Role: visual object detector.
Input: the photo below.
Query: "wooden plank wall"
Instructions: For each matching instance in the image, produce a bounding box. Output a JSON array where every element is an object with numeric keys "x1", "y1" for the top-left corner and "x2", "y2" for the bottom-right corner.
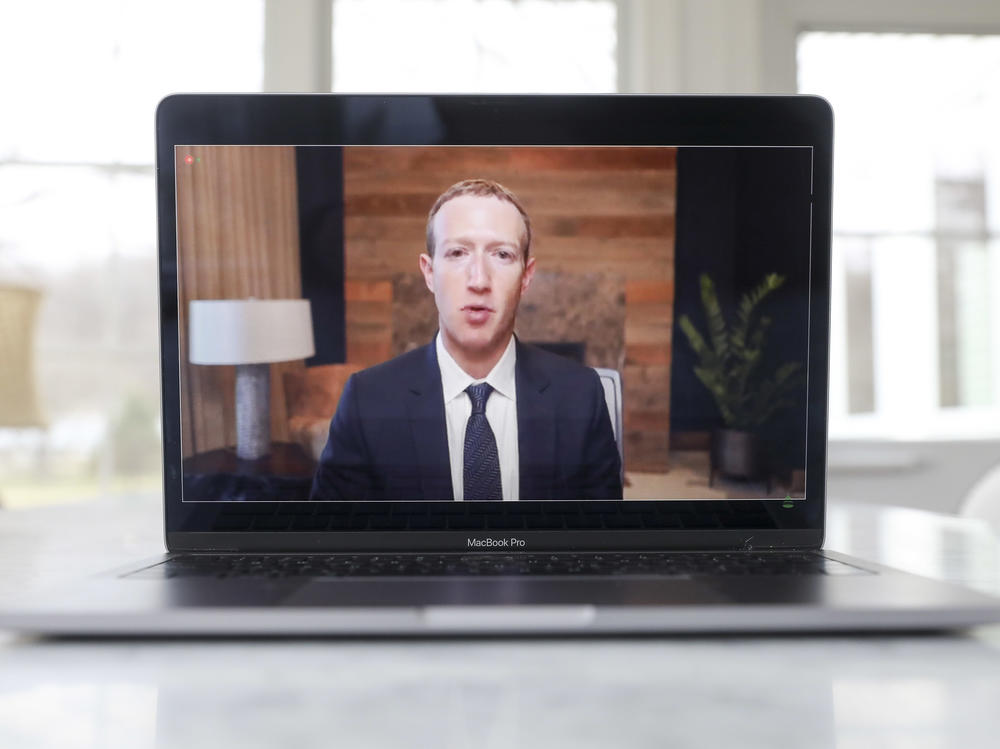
[
  {"x1": 175, "y1": 146, "x2": 303, "y2": 457},
  {"x1": 341, "y1": 147, "x2": 676, "y2": 472}
]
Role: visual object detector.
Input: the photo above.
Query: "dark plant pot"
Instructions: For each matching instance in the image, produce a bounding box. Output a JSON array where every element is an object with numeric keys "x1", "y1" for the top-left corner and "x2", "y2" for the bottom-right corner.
[{"x1": 712, "y1": 428, "x2": 764, "y2": 480}]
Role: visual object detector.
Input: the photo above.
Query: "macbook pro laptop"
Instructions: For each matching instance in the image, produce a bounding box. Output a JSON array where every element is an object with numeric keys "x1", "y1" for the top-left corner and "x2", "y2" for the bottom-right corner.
[{"x1": 3, "y1": 94, "x2": 999, "y2": 634}]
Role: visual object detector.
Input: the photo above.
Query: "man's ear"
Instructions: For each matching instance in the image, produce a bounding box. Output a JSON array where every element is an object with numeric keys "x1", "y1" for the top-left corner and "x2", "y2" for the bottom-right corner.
[
  {"x1": 419, "y1": 253, "x2": 435, "y2": 294},
  {"x1": 521, "y1": 256, "x2": 537, "y2": 294}
]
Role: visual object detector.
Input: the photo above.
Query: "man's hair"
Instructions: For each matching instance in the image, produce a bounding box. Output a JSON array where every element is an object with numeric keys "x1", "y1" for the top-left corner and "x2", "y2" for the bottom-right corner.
[{"x1": 425, "y1": 179, "x2": 532, "y2": 260}]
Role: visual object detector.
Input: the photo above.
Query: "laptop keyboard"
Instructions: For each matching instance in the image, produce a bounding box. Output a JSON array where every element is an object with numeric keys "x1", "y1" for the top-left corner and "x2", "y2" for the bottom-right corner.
[{"x1": 136, "y1": 551, "x2": 871, "y2": 579}]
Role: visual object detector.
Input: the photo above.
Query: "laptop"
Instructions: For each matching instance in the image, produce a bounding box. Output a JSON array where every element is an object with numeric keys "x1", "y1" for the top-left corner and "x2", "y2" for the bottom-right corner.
[{"x1": 3, "y1": 93, "x2": 999, "y2": 634}]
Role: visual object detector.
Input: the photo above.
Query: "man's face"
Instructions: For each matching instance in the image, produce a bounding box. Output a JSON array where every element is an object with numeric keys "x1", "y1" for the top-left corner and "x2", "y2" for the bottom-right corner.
[{"x1": 420, "y1": 194, "x2": 535, "y2": 365}]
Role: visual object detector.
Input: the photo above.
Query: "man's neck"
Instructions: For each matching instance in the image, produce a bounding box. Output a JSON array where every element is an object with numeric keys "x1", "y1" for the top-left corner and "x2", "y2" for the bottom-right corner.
[{"x1": 441, "y1": 333, "x2": 513, "y2": 380}]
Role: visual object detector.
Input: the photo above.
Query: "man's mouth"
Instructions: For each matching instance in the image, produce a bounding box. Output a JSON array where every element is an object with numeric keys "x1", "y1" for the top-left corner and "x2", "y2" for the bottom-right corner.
[{"x1": 462, "y1": 304, "x2": 494, "y2": 324}]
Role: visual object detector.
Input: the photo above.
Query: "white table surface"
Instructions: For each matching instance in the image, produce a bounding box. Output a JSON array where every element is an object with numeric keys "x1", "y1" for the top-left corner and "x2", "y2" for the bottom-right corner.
[{"x1": 1, "y1": 495, "x2": 1000, "y2": 749}]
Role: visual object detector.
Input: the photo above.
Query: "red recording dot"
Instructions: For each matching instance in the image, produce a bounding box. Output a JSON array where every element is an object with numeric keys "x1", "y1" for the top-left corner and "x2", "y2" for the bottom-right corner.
[{"x1": 184, "y1": 155, "x2": 194, "y2": 165}]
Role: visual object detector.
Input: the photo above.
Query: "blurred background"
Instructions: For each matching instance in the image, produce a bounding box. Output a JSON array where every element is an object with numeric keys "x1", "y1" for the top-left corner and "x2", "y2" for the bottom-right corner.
[{"x1": 1, "y1": 0, "x2": 999, "y2": 514}]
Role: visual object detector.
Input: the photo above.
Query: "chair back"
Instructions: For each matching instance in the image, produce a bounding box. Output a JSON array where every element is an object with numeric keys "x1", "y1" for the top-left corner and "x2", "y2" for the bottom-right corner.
[
  {"x1": 960, "y1": 464, "x2": 1000, "y2": 537},
  {"x1": 593, "y1": 367, "x2": 624, "y2": 484}
]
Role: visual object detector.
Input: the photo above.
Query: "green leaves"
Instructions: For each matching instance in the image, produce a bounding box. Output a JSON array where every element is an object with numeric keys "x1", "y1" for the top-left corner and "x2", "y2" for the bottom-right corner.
[
  {"x1": 677, "y1": 273, "x2": 803, "y2": 430},
  {"x1": 701, "y1": 275, "x2": 728, "y2": 359}
]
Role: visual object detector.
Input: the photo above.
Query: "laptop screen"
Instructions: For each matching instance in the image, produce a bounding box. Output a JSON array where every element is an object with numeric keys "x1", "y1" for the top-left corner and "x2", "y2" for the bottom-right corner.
[
  {"x1": 156, "y1": 94, "x2": 831, "y2": 546},
  {"x1": 172, "y1": 143, "x2": 811, "y2": 504}
]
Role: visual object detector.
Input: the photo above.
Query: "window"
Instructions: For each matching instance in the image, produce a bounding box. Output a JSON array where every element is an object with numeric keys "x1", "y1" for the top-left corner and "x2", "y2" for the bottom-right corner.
[
  {"x1": 0, "y1": 0, "x2": 264, "y2": 507},
  {"x1": 332, "y1": 0, "x2": 618, "y2": 93},
  {"x1": 798, "y1": 32, "x2": 1000, "y2": 439}
]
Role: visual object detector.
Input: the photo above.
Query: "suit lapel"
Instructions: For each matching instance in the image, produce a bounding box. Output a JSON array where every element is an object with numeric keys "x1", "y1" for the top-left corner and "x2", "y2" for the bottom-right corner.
[
  {"x1": 515, "y1": 340, "x2": 556, "y2": 500},
  {"x1": 406, "y1": 342, "x2": 454, "y2": 500}
]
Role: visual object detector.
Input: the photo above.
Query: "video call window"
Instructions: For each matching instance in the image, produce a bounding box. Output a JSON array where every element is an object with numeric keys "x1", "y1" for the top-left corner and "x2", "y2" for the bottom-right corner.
[{"x1": 174, "y1": 145, "x2": 811, "y2": 502}]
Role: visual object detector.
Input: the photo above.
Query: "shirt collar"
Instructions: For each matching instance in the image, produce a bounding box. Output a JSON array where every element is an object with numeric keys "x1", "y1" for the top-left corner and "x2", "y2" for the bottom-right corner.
[{"x1": 436, "y1": 333, "x2": 517, "y2": 404}]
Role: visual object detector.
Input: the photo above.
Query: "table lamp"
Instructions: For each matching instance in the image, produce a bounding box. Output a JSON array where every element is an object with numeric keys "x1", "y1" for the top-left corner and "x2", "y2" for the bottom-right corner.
[{"x1": 189, "y1": 299, "x2": 315, "y2": 460}]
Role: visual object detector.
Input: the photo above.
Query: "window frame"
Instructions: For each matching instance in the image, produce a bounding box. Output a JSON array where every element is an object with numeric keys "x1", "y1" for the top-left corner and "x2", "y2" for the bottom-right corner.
[
  {"x1": 265, "y1": 0, "x2": 626, "y2": 93},
  {"x1": 766, "y1": 1, "x2": 1000, "y2": 440}
]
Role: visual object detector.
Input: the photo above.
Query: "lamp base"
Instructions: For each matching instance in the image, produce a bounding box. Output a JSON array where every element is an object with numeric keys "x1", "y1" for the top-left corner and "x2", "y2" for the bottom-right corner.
[{"x1": 235, "y1": 363, "x2": 270, "y2": 460}]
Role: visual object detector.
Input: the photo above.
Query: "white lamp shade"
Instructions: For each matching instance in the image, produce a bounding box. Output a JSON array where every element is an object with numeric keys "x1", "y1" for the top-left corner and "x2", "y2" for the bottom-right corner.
[{"x1": 188, "y1": 299, "x2": 315, "y2": 365}]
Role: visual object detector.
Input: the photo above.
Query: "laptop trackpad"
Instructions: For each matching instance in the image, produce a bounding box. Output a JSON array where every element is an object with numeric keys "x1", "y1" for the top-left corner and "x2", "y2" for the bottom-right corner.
[{"x1": 284, "y1": 577, "x2": 726, "y2": 607}]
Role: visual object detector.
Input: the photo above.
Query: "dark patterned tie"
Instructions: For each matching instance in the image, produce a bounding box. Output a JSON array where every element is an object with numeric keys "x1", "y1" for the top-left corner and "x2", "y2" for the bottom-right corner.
[{"x1": 463, "y1": 383, "x2": 502, "y2": 501}]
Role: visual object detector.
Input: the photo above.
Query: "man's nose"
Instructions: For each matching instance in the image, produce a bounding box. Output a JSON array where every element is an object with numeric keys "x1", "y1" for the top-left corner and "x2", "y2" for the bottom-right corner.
[{"x1": 466, "y1": 252, "x2": 491, "y2": 290}]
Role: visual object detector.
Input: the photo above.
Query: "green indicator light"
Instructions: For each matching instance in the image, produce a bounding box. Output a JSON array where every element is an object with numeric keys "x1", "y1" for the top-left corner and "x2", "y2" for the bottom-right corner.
[{"x1": 782, "y1": 499, "x2": 794, "y2": 509}]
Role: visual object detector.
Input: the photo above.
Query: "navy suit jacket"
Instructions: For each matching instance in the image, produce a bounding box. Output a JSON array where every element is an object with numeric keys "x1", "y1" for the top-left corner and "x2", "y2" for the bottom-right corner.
[{"x1": 310, "y1": 339, "x2": 623, "y2": 501}]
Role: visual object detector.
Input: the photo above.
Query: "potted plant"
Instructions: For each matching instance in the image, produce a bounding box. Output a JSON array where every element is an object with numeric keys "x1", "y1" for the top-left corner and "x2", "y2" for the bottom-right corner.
[{"x1": 677, "y1": 273, "x2": 803, "y2": 481}]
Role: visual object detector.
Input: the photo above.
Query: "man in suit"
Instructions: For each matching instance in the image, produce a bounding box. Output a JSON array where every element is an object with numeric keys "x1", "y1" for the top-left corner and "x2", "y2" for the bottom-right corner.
[{"x1": 310, "y1": 179, "x2": 622, "y2": 501}]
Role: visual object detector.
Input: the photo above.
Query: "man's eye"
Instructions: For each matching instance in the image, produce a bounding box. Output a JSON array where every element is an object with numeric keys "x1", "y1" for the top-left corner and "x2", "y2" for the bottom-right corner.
[
  {"x1": 445, "y1": 248, "x2": 466, "y2": 258},
  {"x1": 495, "y1": 249, "x2": 514, "y2": 261}
]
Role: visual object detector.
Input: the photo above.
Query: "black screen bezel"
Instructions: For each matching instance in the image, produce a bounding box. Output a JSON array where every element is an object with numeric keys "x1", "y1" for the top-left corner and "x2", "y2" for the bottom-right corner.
[{"x1": 156, "y1": 94, "x2": 831, "y2": 552}]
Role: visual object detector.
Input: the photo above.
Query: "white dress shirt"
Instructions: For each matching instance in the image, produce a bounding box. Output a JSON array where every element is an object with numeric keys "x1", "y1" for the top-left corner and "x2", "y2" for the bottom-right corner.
[{"x1": 436, "y1": 333, "x2": 519, "y2": 501}]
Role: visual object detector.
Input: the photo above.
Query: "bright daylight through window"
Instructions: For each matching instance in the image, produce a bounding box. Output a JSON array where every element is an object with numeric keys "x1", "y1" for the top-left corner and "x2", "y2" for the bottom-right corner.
[
  {"x1": 332, "y1": 0, "x2": 617, "y2": 93},
  {"x1": 798, "y1": 32, "x2": 1000, "y2": 439},
  {"x1": 0, "y1": 0, "x2": 263, "y2": 507}
]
